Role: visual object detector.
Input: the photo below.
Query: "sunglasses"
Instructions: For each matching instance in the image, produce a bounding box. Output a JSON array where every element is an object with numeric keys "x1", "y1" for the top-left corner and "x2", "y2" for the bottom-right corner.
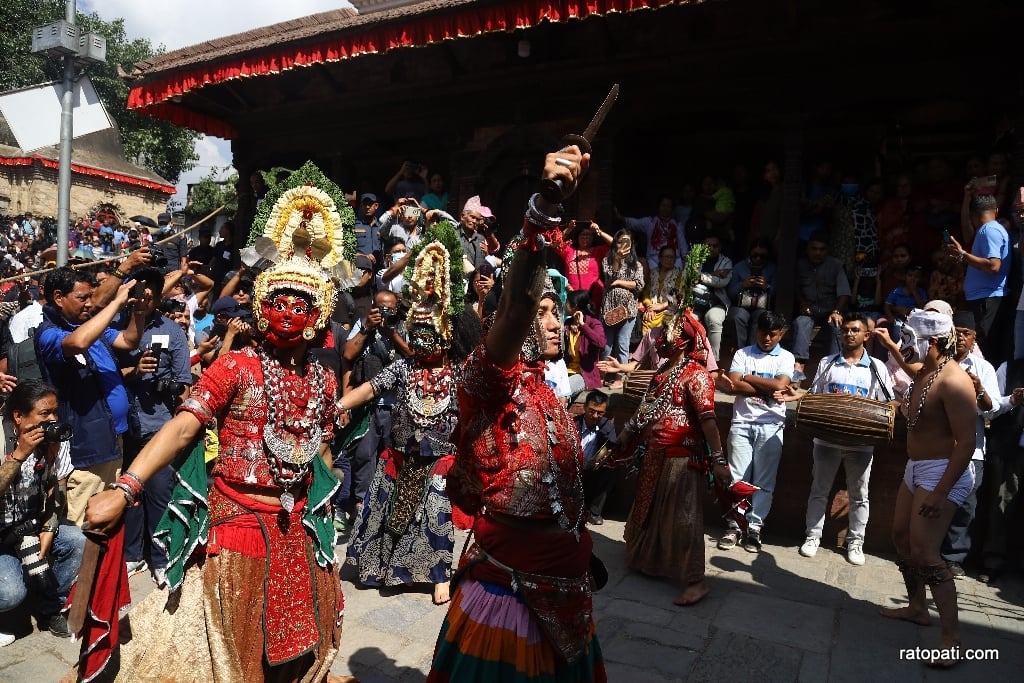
[{"x1": 750, "y1": 252, "x2": 768, "y2": 259}]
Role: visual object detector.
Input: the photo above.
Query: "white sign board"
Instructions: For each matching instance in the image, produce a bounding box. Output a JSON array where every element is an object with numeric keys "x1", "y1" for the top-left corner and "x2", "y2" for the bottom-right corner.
[{"x1": 0, "y1": 76, "x2": 112, "y2": 152}]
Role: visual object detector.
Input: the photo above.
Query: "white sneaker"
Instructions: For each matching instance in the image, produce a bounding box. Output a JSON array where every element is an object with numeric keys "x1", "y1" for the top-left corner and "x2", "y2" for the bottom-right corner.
[
  {"x1": 799, "y1": 536, "x2": 820, "y2": 557},
  {"x1": 152, "y1": 567, "x2": 168, "y2": 589},
  {"x1": 126, "y1": 559, "x2": 148, "y2": 577},
  {"x1": 0, "y1": 632, "x2": 15, "y2": 647},
  {"x1": 847, "y1": 541, "x2": 865, "y2": 566}
]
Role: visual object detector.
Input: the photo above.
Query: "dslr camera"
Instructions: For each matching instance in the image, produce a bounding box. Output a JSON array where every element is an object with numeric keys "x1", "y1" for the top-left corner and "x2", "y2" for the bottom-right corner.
[
  {"x1": 156, "y1": 379, "x2": 189, "y2": 398},
  {"x1": 378, "y1": 306, "x2": 402, "y2": 327},
  {"x1": 39, "y1": 421, "x2": 73, "y2": 443}
]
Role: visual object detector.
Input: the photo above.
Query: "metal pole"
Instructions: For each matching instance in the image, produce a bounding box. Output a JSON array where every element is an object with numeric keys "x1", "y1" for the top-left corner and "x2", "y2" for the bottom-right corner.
[{"x1": 55, "y1": 0, "x2": 76, "y2": 266}]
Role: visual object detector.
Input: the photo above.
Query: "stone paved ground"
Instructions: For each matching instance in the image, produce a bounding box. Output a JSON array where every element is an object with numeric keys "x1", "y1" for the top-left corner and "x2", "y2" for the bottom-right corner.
[{"x1": 2, "y1": 520, "x2": 1021, "y2": 682}]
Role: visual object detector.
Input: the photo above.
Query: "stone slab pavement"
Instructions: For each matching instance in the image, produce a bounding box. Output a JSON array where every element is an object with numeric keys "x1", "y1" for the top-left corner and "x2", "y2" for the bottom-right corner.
[{"x1": 2, "y1": 521, "x2": 1021, "y2": 682}]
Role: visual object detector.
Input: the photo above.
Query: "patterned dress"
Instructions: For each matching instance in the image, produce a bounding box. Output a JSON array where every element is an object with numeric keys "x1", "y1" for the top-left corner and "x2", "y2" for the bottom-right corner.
[
  {"x1": 624, "y1": 356, "x2": 716, "y2": 585},
  {"x1": 428, "y1": 345, "x2": 606, "y2": 683},
  {"x1": 108, "y1": 347, "x2": 343, "y2": 683},
  {"x1": 346, "y1": 358, "x2": 459, "y2": 587}
]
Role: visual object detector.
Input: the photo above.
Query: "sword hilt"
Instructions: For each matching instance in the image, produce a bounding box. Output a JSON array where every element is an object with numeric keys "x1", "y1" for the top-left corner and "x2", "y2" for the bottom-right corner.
[{"x1": 538, "y1": 134, "x2": 593, "y2": 203}]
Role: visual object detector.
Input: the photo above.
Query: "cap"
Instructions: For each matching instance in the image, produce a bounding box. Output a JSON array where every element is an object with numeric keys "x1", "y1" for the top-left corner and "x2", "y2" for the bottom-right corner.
[
  {"x1": 211, "y1": 296, "x2": 243, "y2": 318},
  {"x1": 462, "y1": 195, "x2": 493, "y2": 218},
  {"x1": 359, "y1": 192, "x2": 379, "y2": 204},
  {"x1": 355, "y1": 254, "x2": 376, "y2": 272},
  {"x1": 951, "y1": 311, "x2": 976, "y2": 331},
  {"x1": 923, "y1": 299, "x2": 953, "y2": 316}
]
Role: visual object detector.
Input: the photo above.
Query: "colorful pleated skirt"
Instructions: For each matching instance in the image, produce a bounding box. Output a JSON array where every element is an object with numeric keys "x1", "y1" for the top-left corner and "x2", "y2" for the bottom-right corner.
[{"x1": 426, "y1": 577, "x2": 606, "y2": 683}]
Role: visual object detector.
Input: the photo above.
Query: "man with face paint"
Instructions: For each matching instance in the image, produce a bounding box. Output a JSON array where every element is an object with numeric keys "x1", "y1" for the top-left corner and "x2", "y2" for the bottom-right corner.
[
  {"x1": 340, "y1": 242, "x2": 462, "y2": 606},
  {"x1": 429, "y1": 147, "x2": 607, "y2": 681},
  {"x1": 879, "y1": 309, "x2": 977, "y2": 668},
  {"x1": 83, "y1": 179, "x2": 352, "y2": 682}
]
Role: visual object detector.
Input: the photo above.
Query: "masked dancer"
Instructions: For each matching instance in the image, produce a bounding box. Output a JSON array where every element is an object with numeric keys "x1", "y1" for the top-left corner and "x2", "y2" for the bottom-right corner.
[
  {"x1": 82, "y1": 167, "x2": 355, "y2": 683},
  {"x1": 342, "y1": 234, "x2": 464, "y2": 606},
  {"x1": 618, "y1": 304, "x2": 730, "y2": 607},
  {"x1": 427, "y1": 146, "x2": 606, "y2": 682}
]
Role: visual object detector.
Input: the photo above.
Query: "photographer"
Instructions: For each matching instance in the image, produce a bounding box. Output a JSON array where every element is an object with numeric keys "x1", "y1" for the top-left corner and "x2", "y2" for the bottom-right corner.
[
  {"x1": 385, "y1": 160, "x2": 428, "y2": 201},
  {"x1": 0, "y1": 380, "x2": 84, "y2": 644},
  {"x1": 340, "y1": 290, "x2": 410, "y2": 531},
  {"x1": 118, "y1": 269, "x2": 193, "y2": 587}
]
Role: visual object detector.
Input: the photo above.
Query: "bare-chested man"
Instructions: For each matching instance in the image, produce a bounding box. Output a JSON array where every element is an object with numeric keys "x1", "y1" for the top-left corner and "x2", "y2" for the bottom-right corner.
[{"x1": 880, "y1": 309, "x2": 977, "y2": 668}]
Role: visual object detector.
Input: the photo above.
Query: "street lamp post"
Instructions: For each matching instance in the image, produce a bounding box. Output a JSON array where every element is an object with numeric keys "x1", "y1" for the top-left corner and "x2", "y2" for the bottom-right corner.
[{"x1": 30, "y1": 0, "x2": 106, "y2": 266}]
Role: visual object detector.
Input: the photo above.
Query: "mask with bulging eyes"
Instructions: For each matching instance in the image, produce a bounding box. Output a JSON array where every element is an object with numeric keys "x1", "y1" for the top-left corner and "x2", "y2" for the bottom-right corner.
[{"x1": 899, "y1": 324, "x2": 930, "y2": 364}]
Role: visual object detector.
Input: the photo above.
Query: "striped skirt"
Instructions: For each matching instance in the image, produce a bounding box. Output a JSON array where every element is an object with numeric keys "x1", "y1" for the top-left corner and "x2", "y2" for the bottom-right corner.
[{"x1": 426, "y1": 577, "x2": 606, "y2": 683}]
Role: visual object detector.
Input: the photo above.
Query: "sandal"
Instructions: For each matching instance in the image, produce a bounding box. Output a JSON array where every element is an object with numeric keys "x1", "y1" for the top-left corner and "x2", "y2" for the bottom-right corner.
[{"x1": 717, "y1": 530, "x2": 739, "y2": 550}]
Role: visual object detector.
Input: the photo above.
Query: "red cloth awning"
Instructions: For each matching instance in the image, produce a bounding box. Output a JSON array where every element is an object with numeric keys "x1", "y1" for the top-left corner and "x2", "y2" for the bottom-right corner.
[
  {"x1": 127, "y1": 0, "x2": 677, "y2": 138},
  {"x1": 0, "y1": 155, "x2": 176, "y2": 194}
]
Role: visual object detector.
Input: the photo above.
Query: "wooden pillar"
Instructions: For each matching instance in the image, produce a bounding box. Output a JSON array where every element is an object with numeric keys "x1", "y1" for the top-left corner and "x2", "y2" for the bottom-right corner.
[{"x1": 774, "y1": 126, "x2": 803, "y2": 321}]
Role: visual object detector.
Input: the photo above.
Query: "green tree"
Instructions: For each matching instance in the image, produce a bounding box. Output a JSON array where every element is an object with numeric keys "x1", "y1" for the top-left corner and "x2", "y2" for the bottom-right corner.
[
  {"x1": 0, "y1": 2, "x2": 199, "y2": 184},
  {"x1": 186, "y1": 167, "x2": 238, "y2": 218}
]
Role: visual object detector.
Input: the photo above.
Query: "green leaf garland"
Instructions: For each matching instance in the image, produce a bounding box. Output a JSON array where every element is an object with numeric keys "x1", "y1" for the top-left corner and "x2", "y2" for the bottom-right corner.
[
  {"x1": 402, "y1": 220, "x2": 466, "y2": 319},
  {"x1": 249, "y1": 161, "x2": 356, "y2": 264}
]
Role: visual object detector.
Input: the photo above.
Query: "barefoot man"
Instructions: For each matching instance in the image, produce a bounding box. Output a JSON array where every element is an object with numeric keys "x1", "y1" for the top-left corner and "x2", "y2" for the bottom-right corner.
[{"x1": 880, "y1": 309, "x2": 977, "y2": 668}]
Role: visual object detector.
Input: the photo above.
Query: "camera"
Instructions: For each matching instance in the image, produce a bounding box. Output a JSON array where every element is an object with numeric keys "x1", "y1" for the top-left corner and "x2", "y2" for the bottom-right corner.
[
  {"x1": 151, "y1": 254, "x2": 168, "y2": 268},
  {"x1": 156, "y1": 379, "x2": 188, "y2": 397},
  {"x1": 378, "y1": 306, "x2": 402, "y2": 327},
  {"x1": 39, "y1": 421, "x2": 73, "y2": 443}
]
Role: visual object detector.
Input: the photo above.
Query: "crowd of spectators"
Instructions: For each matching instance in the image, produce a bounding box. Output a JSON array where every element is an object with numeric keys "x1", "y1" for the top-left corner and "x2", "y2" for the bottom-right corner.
[{"x1": 1, "y1": 145, "x2": 1022, "y2": 650}]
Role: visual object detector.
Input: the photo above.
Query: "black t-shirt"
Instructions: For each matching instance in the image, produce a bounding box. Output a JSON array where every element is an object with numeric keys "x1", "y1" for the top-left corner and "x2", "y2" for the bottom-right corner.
[{"x1": 149, "y1": 234, "x2": 188, "y2": 274}]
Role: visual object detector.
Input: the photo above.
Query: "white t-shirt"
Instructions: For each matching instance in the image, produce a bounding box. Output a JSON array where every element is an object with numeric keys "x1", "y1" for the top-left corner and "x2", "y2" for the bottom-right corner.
[
  {"x1": 810, "y1": 349, "x2": 895, "y2": 451},
  {"x1": 730, "y1": 344, "x2": 795, "y2": 423}
]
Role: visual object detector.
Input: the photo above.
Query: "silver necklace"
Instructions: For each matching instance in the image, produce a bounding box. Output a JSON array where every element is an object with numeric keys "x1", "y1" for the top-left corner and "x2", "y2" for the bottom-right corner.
[
  {"x1": 903, "y1": 356, "x2": 951, "y2": 432},
  {"x1": 259, "y1": 348, "x2": 326, "y2": 510},
  {"x1": 633, "y1": 358, "x2": 689, "y2": 429}
]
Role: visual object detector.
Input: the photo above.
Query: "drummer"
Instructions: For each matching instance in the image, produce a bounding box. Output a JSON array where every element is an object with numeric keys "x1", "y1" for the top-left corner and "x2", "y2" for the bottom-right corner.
[{"x1": 775, "y1": 312, "x2": 895, "y2": 566}]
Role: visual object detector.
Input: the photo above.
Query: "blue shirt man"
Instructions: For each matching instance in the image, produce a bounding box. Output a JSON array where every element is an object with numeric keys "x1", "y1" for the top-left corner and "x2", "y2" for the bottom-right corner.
[{"x1": 35, "y1": 267, "x2": 145, "y2": 524}]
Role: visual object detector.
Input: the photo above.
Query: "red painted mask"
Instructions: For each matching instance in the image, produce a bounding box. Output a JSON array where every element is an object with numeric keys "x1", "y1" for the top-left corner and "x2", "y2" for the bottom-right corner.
[{"x1": 260, "y1": 293, "x2": 319, "y2": 347}]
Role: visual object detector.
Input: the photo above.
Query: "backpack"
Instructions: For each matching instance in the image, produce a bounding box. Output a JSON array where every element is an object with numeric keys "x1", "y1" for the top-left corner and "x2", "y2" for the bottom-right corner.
[{"x1": 7, "y1": 327, "x2": 42, "y2": 381}]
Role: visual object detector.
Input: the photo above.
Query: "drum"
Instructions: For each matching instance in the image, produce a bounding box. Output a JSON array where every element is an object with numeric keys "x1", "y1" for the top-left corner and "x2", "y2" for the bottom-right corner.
[
  {"x1": 622, "y1": 370, "x2": 655, "y2": 412},
  {"x1": 794, "y1": 393, "x2": 895, "y2": 447}
]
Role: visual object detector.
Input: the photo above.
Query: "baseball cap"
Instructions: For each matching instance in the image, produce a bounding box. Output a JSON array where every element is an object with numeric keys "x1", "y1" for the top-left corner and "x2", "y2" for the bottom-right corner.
[
  {"x1": 211, "y1": 296, "x2": 243, "y2": 318},
  {"x1": 360, "y1": 193, "x2": 379, "y2": 204}
]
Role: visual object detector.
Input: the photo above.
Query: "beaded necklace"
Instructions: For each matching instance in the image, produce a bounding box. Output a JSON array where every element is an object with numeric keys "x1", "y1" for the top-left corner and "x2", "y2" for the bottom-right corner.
[
  {"x1": 903, "y1": 355, "x2": 951, "y2": 432},
  {"x1": 633, "y1": 357, "x2": 690, "y2": 430},
  {"x1": 406, "y1": 364, "x2": 454, "y2": 422},
  {"x1": 259, "y1": 347, "x2": 326, "y2": 510}
]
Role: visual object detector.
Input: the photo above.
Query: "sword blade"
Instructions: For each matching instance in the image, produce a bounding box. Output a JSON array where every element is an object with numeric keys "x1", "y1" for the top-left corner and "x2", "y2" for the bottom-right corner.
[
  {"x1": 580, "y1": 84, "x2": 620, "y2": 143},
  {"x1": 66, "y1": 535, "x2": 104, "y2": 635}
]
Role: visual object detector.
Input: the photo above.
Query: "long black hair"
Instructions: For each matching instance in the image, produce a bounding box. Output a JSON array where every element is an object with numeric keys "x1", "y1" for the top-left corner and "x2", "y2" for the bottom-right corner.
[{"x1": 609, "y1": 229, "x2": 639, "y2": 272}]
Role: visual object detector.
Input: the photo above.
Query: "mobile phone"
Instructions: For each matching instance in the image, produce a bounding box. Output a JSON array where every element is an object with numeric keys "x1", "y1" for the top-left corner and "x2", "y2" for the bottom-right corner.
[
  {"x1": 942, "y1": 229, "x2": 951, "y2": 244},
  {"x1": 150, "y1": 334, "x2": 169, "y2": 354},
  {"x1": 150, "y1": 342, "x2": 163, "y2": 355},
  {"x1": 131, "y1": 281, "x2": 147, "y2": 300}
]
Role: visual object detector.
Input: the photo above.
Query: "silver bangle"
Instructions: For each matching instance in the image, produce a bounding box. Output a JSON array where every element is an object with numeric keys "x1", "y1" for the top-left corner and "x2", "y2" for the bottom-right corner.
[{"x1": 525, "y1": 193, "x2": 563, "y2": 228}]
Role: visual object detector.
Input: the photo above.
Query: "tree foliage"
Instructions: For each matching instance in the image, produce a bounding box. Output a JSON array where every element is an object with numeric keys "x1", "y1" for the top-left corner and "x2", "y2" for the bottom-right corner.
[
  {"x1": 0, "y1": 1, "x2": 199, "y2": 184},
  {"x1": 186, "y1": 167, "x2": 238, "y2": 218}
]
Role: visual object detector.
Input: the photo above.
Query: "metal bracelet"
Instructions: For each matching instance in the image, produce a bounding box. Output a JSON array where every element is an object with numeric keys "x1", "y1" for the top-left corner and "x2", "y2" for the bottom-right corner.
[
  {"x1": 525, "y1": 193, "x2": 563, "y2": 228},
  {"x1": 106, "y1": 481, "x2": 137, "y2": 506}
]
